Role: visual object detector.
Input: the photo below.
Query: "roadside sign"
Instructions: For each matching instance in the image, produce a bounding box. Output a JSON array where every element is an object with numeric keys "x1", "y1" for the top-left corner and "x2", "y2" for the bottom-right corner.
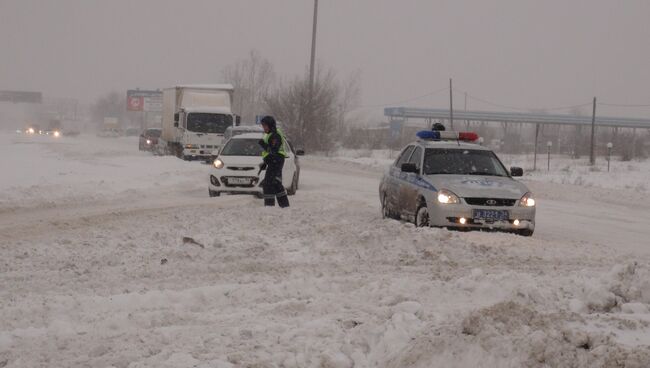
[
  {"x1": 389, "y1": 120, "x2": 403, "y2": 142},
  {"x1": 127, "y1": 90, "x2": 162, "y2": 112},
  {"x1": 0, "y1": 90, "x2": 42, "y2": 104}
]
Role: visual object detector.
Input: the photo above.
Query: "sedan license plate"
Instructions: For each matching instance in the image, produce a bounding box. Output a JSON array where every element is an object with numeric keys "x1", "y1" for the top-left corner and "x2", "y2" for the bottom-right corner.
[
  {"x1": 473, "y1": 209, "x2": 509, "y2": 221},
  {"x1": 228, "y1": 177, "x2": 252, "y2": 185}
]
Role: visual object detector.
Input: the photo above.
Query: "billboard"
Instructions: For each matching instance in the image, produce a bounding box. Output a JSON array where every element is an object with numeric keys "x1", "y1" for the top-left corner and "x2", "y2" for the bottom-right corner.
[
  {"x1": 127, "y1": 89, "x2": 162, "y2": 112},
  {"x1": 0, "y1": 90, "x2": 42, "y2": 104}
]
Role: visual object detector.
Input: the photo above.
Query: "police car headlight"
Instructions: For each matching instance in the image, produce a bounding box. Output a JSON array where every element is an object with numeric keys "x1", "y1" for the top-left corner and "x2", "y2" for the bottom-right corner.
[
  {"x1": 146, "y1": 139, "x2": 151, "y2": 145},
  {"x1": 437, "y1": 189, "x2": 460, "y2": 204},
  {"x1": 213, "y1": 158, "x2": 224, "y2": 169},
  {"x1": 519, "y1": 192, "x2": 536, "y2": 207}
]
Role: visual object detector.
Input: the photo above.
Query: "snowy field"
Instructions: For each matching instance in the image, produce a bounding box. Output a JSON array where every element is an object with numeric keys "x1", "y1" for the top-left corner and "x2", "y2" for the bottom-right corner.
[{"x1": 1, "y1": 132, "x2": 650, "y2": 367}]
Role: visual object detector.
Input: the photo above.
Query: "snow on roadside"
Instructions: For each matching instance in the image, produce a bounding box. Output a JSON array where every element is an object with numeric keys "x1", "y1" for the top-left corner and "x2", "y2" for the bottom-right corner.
[
  {"x1": 0, "y1": 133, "x2": 209, "y2": 210},
  {"x1": 499, "y1": 153, "x2": 649, "y2": 193},
  {"x1": 1, "y1": 134, "x2": 650, "y2": 367}
]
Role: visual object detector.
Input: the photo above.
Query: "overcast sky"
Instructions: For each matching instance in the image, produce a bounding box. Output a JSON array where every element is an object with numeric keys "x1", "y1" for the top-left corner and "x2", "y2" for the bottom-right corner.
[{"x1": 2, "y1": 0, "x2": 650, "y2": 119}]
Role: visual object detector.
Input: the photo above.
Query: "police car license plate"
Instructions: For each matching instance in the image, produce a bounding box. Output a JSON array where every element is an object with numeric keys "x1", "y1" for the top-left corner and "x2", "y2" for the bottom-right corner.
[
  {"x1": 473, "y1": 209, "x2": 509, "y2": 221},
  {"x1": 228, "y1": 177, "x2": 252, "y2": 185}
]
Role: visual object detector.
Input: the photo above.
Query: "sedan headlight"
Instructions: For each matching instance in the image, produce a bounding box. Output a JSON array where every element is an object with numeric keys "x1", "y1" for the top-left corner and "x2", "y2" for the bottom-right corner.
[
  {"x1": 213, "y1": 158, "x2": 224, "y2": 169},
  {"x1": 53, "y1": 131, "x2": 61, "y2": 137},
  {"x1": 437, "y1": 189, "x2": 460, "y2": 204},
  {"x1": 519, "y1": 192, "x2": 536, "y2": 207},
  {"x1": 146, "y1": 139, "x2": 151, "y2": 145}
]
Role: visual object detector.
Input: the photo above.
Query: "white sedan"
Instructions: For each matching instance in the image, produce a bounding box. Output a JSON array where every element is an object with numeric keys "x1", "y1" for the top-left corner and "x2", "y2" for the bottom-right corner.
[{"x1": 208, "y1": 133, "x2": 303, "y2": 197}]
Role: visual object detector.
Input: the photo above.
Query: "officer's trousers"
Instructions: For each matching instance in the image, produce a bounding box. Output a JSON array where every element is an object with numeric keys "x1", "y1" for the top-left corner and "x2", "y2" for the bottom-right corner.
[{"x1": 262, "y1": 159, "x2": 289, "y2": 208}]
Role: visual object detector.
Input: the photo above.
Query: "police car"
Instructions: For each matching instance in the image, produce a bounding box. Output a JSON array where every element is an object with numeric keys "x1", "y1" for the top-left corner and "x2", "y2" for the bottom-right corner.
[
  {"x1": 379, "y1": 130, "x2": 536, "y2": 236},
  {"x1": 208, "y1": 132, "x2": 303, "y2": 197}
]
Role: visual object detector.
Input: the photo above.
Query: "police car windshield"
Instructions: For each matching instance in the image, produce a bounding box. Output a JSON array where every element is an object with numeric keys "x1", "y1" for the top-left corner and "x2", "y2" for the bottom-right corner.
[
  {"x1": 423, "y1": 148, "x2": 508, "y2": 176},
  {"x1": 220, "y1": 138, "x2": 263, "y2": 156},
  {"x1": 186, "y1": 113, "x2": 232, "y2": 134}
]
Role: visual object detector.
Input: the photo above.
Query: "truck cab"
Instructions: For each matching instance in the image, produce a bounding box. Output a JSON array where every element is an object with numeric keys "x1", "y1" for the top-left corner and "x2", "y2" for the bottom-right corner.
[
  {"x1": 162, "y1": 84, "x2": 239, "y2": 160},
  {"x1": 175, "y1": 107, "x2": 234, "y2": 159}
]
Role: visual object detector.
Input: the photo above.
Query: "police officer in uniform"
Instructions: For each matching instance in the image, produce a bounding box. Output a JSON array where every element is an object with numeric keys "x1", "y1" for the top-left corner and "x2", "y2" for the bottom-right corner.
[{"x1": 258, "y1": 116, "x2": 290, "y2": 208}]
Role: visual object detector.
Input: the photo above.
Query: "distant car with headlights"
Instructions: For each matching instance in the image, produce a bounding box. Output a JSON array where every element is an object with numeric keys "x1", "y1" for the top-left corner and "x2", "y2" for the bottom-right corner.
[
  {"x1": 379, "y1": 130, "x2": 536, "y2": 236},
  {"x1": 208, "y1": 132, "x2": 303, "y2": 197},
  {"x1": 139, "y1": 128, "x2": 162, "y2": 152}
]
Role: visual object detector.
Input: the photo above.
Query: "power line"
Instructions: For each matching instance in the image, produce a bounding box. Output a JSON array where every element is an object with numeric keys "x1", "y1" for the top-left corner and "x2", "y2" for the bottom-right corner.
[
  {"x1": 452, "y1": 88, "x2": 592, "y2": 112},
  {"x1": 597, "y1": 102, "x2": 650, "y2": 108}
]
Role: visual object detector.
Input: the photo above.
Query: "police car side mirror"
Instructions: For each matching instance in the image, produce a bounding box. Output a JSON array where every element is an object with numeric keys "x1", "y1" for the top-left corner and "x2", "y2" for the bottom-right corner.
[
  {"x1": 401, "y1": 163, "x2": 418, "y2": 173},
  {"x1": 510, "y1": 167, "x2": 523, "y2": 177}
]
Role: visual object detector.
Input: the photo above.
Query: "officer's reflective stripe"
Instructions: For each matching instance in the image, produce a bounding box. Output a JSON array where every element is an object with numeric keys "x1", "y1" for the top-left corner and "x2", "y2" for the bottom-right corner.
[
  {"x1": 277, "y1": 190, "x2": 288, "y2": 197},
  {"x1": 264, "y1": 194, "x2": 276, "y2": 199}
]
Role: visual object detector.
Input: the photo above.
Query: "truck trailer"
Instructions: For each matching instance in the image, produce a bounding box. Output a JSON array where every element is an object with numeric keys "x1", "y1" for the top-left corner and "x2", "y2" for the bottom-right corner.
[{"x1": 161, "y1": 84, "x2": 239, "y2": 160}]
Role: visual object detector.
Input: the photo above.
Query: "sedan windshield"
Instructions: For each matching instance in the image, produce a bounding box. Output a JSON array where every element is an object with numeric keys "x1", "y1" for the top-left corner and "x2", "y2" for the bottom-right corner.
[
  {"x1": 423, "y1": 148, "x2": 508, "y2": 176},
  {"x1": 186, "y1": 113, "x2": 232, "y2": 134},
  {"x1": 220, "y1": 138, "x2": 263, "y2": 156},
  {"x1": 145, "y1": 129, "x2": 161, "y2": 137}
]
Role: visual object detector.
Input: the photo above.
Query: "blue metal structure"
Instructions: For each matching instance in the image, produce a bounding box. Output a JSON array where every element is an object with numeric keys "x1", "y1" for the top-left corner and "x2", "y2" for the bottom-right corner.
[{"x1": 384, "y1": 107, "x2": 650, "y2": 129}]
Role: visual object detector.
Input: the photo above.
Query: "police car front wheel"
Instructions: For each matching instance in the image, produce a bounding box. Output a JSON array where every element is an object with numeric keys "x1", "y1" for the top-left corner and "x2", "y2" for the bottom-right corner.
[{"x1": 415, "y1": 204, "x2": 430, "y2": 227}]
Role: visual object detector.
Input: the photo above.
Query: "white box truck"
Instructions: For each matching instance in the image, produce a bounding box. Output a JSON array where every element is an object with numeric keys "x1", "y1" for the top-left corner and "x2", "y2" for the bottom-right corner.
[{"x1": 161, "y1": 84, "x2": 239, "y2": 160}]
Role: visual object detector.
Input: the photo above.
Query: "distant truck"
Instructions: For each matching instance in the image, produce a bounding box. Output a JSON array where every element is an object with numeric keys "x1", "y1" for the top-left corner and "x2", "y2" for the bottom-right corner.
[
  {"x1": 161, "y1": 84, "x2": 240, "y2": 160},
  {"x1": 98, "y1": 117, "x2": 121, "y2": 137}
]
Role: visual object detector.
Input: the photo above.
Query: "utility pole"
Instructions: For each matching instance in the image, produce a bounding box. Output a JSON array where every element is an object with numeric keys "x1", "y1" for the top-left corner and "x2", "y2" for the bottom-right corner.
[
  {"x1": 464, "y1": 92, "x2": 469, "y2": 129},
  {"x1": 309, "y1": 0, "x2": 318, "y2": 95},
  {"x1": 302, "y1": 0, "x2": 318, "y2": 148},
  {"x1": 590, "y1": 97, "x2": 597, "y2": 165},
  {"x1": 533, "y1": 123, "x2": 540, "y2": 171},
  {"x1": 449, "y1": 78, "x2": 454, "y2": 130}
]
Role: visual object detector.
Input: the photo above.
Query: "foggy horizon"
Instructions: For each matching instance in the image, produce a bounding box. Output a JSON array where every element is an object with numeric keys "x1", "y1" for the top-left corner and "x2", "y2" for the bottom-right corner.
[{"x1": 2, "y1": 0, "x2": 650, "y2": 119}]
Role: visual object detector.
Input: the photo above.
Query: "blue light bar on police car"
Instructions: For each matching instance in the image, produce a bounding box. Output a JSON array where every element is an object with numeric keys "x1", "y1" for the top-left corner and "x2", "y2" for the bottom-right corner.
[{"x1": 416, "y1": 130, "x2": 479, "y2": 142}]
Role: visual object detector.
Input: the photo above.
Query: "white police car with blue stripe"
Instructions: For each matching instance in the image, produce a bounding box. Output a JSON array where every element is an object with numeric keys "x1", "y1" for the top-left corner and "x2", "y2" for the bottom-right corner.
[{"x1": 379, "y1": 130, "x2": 536, "y2": 236}]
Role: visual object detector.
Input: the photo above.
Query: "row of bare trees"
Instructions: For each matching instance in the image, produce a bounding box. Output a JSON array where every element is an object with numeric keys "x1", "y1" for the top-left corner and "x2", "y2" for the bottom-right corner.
[{"x1": 222, "y1": 50, "x2": 361, "y2": 152}]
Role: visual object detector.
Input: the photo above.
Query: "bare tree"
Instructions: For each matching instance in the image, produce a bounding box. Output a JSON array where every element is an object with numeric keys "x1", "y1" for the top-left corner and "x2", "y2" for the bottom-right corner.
[
  {"x1": 91, "y1": 91, "x2": 125, "y2": 128},
  {"x1": 221, "y1": 50, "x2": 275, "y2": 124},
  {"x1": 266, "y1": 68, "x2": 345, "y2": 152},
  {"x1": 265, "y1": 67, "x2": 362, "y2": 152},
  {"x1": 333, "y1": 70, "x2": 362, "y2": 146}
]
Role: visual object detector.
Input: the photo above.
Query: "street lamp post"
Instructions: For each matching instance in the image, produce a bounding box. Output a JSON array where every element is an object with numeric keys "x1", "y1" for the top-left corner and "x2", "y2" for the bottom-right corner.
[
  {"x1": 547, "y1": 141, "x2": 552, "y2": 171},
  {"x1": 607, "y1": 142, "x2": 613, "y2": 172}
]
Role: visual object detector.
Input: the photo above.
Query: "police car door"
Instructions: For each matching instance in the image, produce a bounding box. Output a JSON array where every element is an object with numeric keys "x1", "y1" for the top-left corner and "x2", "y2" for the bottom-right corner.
[
  {"x1": 399, "y1": 146, "x2": 423, "y2": 217},
  {"x1": 388, "y1": 145, "x2": 414, "y2": 215}
]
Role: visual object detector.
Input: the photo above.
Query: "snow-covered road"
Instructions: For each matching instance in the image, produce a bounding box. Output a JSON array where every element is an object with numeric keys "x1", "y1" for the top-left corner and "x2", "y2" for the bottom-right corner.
[{"x1": 1, "y1": 133, "x2": 649, "y2": 367}]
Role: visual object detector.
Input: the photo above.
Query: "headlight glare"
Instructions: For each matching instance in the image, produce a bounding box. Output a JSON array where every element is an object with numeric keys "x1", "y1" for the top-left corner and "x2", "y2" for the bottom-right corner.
[
  {"x1": 437, "y1": 189, "x2": 460, "y2": 204},
  {"x1": 519, "y1": 192, "x2": 536, "y2": 207},
  {"x1": 213, "y1": 159, "x2": 224, "y2": 169}
]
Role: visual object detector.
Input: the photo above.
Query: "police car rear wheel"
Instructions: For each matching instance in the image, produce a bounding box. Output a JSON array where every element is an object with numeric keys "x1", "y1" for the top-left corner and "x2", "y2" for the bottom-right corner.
[{"x1": 415, "y1": 204, "x2": 430, "y2": 227}]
